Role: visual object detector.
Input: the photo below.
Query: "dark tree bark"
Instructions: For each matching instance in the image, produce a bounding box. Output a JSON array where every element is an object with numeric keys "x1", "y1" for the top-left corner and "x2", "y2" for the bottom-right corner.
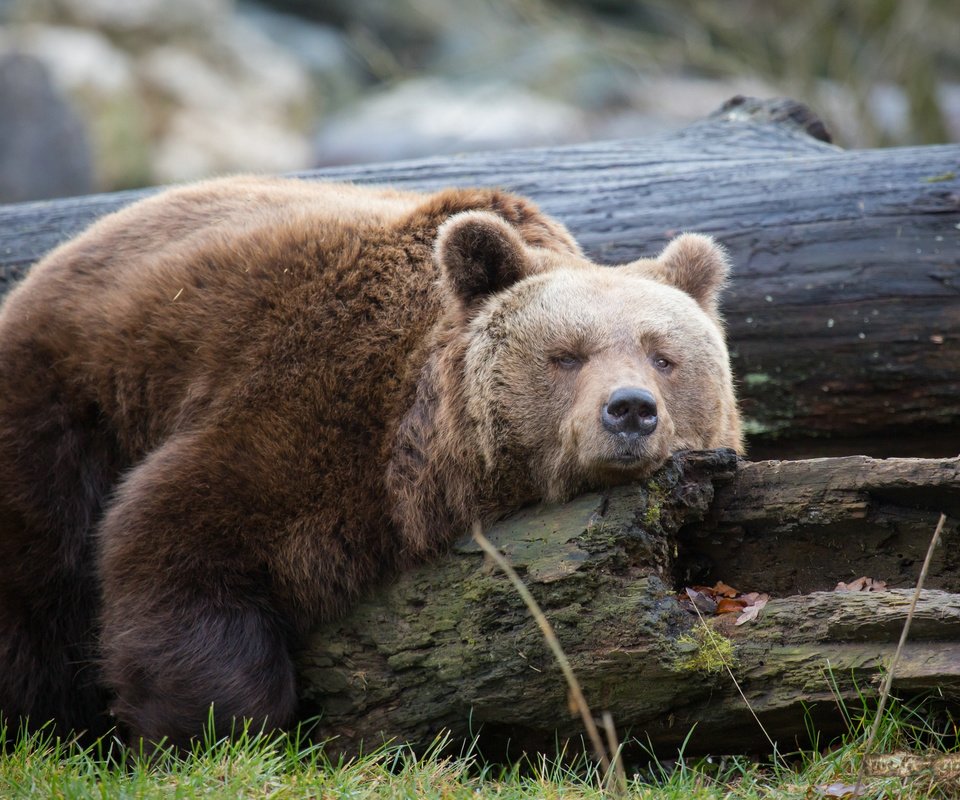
[
  {"x1": 678, "y1": 454, "x2": 960, "y2": 595},
  {"x1": 1, "y1": 97, "x2": 958, "y2": 456},
  {"x1": 296, "y1": 450, "x2": 960, "y2": 758}
]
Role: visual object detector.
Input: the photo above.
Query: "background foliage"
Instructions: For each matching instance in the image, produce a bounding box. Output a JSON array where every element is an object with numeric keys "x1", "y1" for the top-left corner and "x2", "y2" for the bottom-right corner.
[{"x1": 0, "y1": 0, "x2": 957, "y2": 200}]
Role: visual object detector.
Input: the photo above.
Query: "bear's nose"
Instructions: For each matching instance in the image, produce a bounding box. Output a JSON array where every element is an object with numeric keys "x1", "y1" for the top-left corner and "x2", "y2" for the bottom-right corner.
[{"x1": 602, "y1": 387, "x2": 658, "y2": 436}]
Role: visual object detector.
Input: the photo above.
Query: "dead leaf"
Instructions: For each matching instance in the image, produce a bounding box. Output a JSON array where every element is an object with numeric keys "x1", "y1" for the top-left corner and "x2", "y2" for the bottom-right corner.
[
  {"x1": 716, "y1": 597, "x2": 747, "y2": 614},
  {"x1": 834, "y1": 576, "x2": 888, "y2": 592},
  {"x1": 836, "y1": 576, "x2": 867, "y2": 592},
  {"x1": 684, "y1": 587, "x2": 717, "y2": 615},
  {"x1": 691, "y1": 585, "x2": 720, "y2": 598},
  {"x1": 808, "y1": 781, "x2": 864, "y2": 798},
  {"x1": 745, "y1": 592, "x2": 769, "y2": 607},
  {"x1": 711, "y1": 581, "x2": 739, "y2": 597},
  {"x1": 735, "y1": 594, "x2": 769, "y2": 626},
  {"x1": 680, "y1": 581, "x2": 773, "y2": 619}
]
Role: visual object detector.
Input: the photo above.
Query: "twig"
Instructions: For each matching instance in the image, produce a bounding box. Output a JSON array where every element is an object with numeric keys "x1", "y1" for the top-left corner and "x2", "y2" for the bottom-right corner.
[
  {"x1": 471, "y1": 522, "x2": 626, "y2": 795},
  {"x1": 853, "y1": 511, "x2": 948, "y2": 794}
]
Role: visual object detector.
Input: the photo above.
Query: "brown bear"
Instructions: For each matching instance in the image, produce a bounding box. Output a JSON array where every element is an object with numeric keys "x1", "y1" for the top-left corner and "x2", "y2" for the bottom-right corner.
[{"x1": 0, "y1": 177, "x2": 741, "y2": 749}]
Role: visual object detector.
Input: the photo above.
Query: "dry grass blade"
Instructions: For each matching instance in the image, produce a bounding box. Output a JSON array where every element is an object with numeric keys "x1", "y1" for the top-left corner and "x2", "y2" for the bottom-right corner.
[
  {"x1": 854, "y1": 511, "x2": 948, "y2": 794},
  {"x1": 601, "y1": 711, "x2": 628, "y2": 795},
  {"x1": 470, "y1": 522, "x2": 627, "y2": 796}
]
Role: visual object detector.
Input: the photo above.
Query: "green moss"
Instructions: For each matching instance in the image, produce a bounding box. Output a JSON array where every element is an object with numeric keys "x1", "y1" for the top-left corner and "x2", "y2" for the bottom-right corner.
[
  {"x1": 741, "y1": 417, "x2": 794, "y2": 436},
  {"x1": 642, "y1": 481, "x2": 667, "y2": 529},
  {"x1": 643, "y1": 500, "x2": 661, "y2": 528},
  {"x1": 672, "y1": 622, "x2": 737, "y2": 674},
  {"x1": 743, "y1": 372, "x2": 773, "y2": 386}
]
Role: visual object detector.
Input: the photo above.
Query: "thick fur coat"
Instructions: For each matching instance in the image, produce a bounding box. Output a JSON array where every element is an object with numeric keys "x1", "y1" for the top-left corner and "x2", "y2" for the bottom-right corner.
[{"x1": 0, "y1": 177, "x2": 741, "y2": 747}]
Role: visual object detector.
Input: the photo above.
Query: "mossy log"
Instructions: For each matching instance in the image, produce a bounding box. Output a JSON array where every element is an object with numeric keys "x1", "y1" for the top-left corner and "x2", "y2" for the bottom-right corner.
[
  {"x1": 1, "y1": 98, "x2": 958, "y2": 457},
  {"x1": 298, "y1": 450, "x2": 960, "y2": 757}
]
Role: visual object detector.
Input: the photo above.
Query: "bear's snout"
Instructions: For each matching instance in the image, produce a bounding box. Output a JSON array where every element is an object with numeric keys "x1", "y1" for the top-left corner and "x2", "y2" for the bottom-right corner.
[{"x1": 601, "y1": 387, "x2": 658, "y2": 438}]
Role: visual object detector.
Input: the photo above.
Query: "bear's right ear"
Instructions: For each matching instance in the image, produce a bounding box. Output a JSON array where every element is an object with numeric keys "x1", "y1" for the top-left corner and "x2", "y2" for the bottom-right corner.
[{"x1": 435, "y1": 211, "x2": 528, "y2": 306}]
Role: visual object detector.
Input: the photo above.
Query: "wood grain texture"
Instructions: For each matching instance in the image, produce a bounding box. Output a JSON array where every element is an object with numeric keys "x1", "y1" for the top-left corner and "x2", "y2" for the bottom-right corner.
[
  {"x1": 678, "y1": 455, "x2": 960, "y2": 595},
  {"x1": 2, "y1": 98, "x2": 958, "y2": 455}
]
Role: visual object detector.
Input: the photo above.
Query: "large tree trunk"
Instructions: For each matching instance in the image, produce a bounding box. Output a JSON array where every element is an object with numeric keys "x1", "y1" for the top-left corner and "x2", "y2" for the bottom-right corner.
[
  {"x1": 297, "y1": 450, "x2": 960, "y2": 758},
  {"x1": 1, "y1": 98, "x2": 958, "y2": 456}
]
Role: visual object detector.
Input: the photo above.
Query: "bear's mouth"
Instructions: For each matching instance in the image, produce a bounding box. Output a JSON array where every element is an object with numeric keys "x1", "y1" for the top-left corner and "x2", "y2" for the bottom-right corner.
[
  {"x1": 596, "y1": 434, "x2": 666, "y2": 473},
  {"x1": 605, "y1": 453, "x2": 648, "y2": 470},
  {"x1": 588, "y1": 453, "x2": 661, "y2": 489},
  {"x1": 602, "y1": 447, "x2": 653, "y2": 470}
]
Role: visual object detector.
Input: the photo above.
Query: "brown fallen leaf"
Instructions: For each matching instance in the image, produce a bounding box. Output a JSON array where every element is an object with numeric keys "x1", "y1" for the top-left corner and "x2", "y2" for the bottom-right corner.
[
  {"x1": 691, "y1": 585, "x2": 721, "y2": 598},
  {"x1": 711, "y1": 580, "x2": 739, "y2": 598},
  {"x1": 679, "y1": 581, "x2": 772, "y2": 620},
  {"x1": 835, "y1": 576, "x2": 888, "y2": 592},
  {"x1": 716, "y1": 597, "x2": 747, "y2": 614}
]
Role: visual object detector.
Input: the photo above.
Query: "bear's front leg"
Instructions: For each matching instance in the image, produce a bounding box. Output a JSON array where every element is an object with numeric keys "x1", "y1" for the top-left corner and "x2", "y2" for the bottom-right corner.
[
  {"x1": 103, "y1": 593, "x2": 297, "y2": 750},
  {"x1": 97, "y1": 433, "x2": 300, "y2": 750}
]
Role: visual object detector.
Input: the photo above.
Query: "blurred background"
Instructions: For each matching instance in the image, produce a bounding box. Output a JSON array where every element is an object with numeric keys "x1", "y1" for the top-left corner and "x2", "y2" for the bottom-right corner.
[{"x1": 0, "y1": 0, "x2": 957, "y2": 203}]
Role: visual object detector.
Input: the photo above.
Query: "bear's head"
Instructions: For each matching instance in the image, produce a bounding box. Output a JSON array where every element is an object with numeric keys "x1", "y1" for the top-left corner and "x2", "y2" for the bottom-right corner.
[{"x1": 434, "y1": 210, "x2": 742, "y2": 504}]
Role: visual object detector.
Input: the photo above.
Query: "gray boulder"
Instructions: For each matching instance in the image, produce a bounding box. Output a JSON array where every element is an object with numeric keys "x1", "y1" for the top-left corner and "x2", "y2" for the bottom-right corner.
[{"x1": 0, "y1": 52, "x2": 93, "y2": 202}]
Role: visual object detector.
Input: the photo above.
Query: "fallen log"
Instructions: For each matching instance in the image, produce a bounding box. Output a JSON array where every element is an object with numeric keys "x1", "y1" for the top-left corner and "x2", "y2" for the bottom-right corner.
[
  {"x1": 1, "y1": 98, "x2": 958, "y2": 456},
  {"x1": 297, "y1": 450, "x2": 960, "y2": 758}
]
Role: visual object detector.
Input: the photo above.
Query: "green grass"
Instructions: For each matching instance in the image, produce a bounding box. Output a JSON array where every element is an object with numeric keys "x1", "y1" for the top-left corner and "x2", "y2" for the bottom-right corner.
[{"x1": 2, "y1": 696, "x2": 958, "y2": 799}]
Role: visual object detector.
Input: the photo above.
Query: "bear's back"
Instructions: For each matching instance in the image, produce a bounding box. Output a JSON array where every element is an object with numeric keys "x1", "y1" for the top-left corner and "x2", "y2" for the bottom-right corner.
[{"x1": 0, "y1": 178, "x2": 443, "y2": 460}]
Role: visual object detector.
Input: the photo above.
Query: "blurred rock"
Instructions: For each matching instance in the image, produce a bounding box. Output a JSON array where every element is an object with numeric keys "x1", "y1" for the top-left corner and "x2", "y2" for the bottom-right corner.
[
  {"x1": 2, "y1": 1, "x2": 316, "y2": 190},
  {"x1": 0, "y1": 25, "x2": 151, "y2": 190},
  {"x1": 36, "y1": 0, "x2": 230, "y2": 35},
  {"x1": 139, "y1": 16, "x2": 315, "y2": 182},
  {"x1": 1, "y1": 0, "x2": 955, "y2": 194},
  {"x1": 939, "y1": 84, "x2": 960, "y2": 143},
  {"x1": 209, "y1": 14, "x2": 314, "y2": 115},
  {"x1": 815, "y1": 80, "x2": 960, "y2": 148},
  {"x1": 313, "y1": 78, "x2": 588, "y2": 165},
  {"x1": 0, "y1": 52, "x2": 93, "y2": 202},
  {"x1": 4, "y1": 24, "x2": 134, "y2": 96},
  {"x1": 152, "y1": 109, "x2": 311, "y2": 184},
  {"x1": 435, "y1": 24, "x2": 643, "y2": 114},
  {"x1": 259, "y1": 0, "x2": 444, "y2": 68},
  {"x1": 139, "y1": 38, "x2": 307, "y2": 119},
  {"x1": 236, "y1": 2, "x2": 364, "y2": 108}
]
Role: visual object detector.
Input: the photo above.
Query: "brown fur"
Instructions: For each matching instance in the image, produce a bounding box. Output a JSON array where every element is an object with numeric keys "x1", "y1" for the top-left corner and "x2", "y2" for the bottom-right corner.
[{"x1": 0, "y1": 177, "x2": 740, "y2": 748}]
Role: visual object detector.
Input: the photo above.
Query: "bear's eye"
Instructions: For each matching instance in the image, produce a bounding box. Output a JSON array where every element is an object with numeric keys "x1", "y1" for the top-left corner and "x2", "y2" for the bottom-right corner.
[
  {"x1": 552, "y1": 353, "x2": 582, "y2": 370},
  {"x1": 652, "y1": 355, "x2": 674, "y2": 372}
]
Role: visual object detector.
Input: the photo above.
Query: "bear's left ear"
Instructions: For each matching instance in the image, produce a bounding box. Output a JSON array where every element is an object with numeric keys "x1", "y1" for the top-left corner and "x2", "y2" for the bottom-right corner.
[
  {"x1": 635, "y1": 233, "x2": 731, "y2": 317},
  {"x1": 435, "y1": 211, "x2": 528, "y2": 307}
]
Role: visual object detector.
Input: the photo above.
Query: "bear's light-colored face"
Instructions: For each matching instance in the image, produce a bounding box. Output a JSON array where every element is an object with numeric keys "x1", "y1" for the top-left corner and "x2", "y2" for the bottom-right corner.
[{"x1": 436, "y1": 211, "x2": 742, "y2": 504}]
